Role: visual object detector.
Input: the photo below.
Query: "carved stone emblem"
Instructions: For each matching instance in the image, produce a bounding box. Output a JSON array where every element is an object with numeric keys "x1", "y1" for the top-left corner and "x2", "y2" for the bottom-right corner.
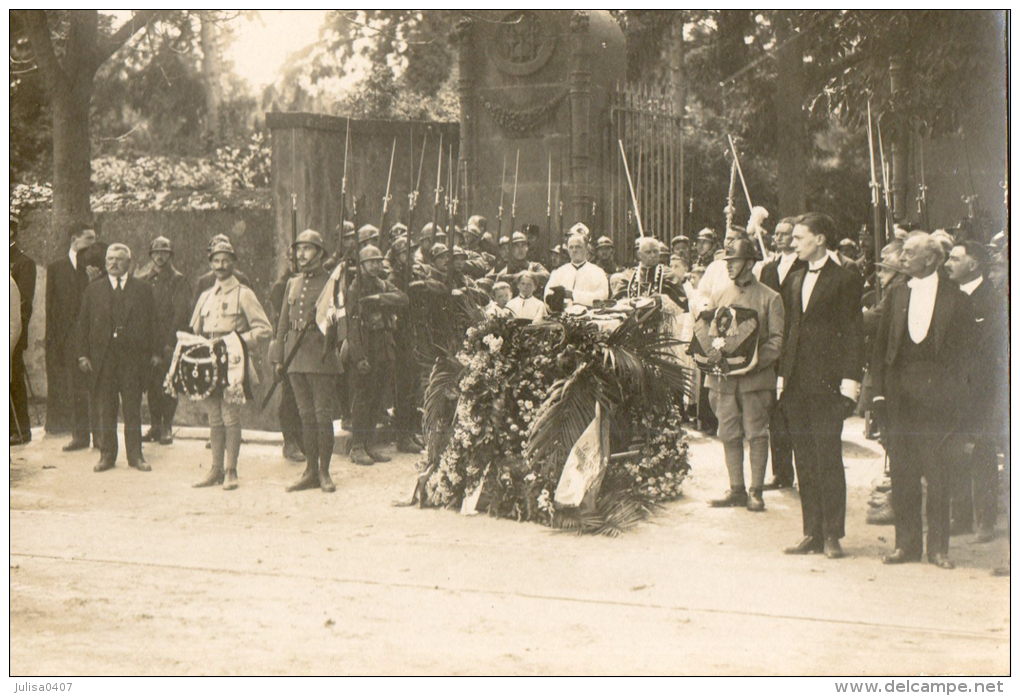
[{"x1": 493, "y1": 11, "x2": 554, "y2": 76}]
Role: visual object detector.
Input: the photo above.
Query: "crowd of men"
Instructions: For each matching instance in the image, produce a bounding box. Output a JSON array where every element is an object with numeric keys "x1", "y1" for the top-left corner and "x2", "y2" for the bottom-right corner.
[{"x1": 9, "y1": 206, "x2": 1009, "y2": 569}]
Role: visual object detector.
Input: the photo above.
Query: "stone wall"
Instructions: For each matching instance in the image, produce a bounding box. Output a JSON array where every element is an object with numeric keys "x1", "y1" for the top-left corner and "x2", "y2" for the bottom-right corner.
[{"x1": 15, "y1": 205, "x2": 288, "y2": 431}]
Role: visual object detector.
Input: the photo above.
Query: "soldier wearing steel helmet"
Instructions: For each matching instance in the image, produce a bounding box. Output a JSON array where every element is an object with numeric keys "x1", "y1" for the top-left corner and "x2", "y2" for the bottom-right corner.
[
  {"x1": 700, "y1": 237, "x2": 785, "y2": 514},
  {"x1": 189, "y1": 239, "x2": 272, "y2": 490},
  {"x1": 344, "y1": 244, "x2": 409, "y2": 466},
  {"x1": 695, "y1": 228, "x2": 718, "y2": 268},
  {"x1": 594, "y1": 235, "x2": 620, "y2": 275},
  {"x1": 490, "y1": 231, "x2": 549, "y2": 286},
  {"x1": 139, "y1": 235, "x2": 191, "y2": 445},
  {"x1": 270, "y1": 229, "x2": 343, "y2": 493},
  {"x1": 386, "y1": 234, "x2": 426, "y2": 453}
]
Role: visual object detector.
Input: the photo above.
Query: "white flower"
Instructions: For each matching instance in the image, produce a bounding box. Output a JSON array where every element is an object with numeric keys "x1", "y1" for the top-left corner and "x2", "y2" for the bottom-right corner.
[{"x1": 711, "y1": 337, "x2": 726, "y2": 350}]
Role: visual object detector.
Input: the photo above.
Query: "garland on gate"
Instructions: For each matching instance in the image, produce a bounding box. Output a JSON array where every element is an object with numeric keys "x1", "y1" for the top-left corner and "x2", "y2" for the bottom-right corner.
[{"x1": 419, "y1": 304, "x2": 691, "y2": 535}]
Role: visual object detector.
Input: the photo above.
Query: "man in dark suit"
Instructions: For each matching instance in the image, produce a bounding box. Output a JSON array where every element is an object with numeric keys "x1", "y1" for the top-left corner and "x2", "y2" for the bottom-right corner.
[
  {"x1": 76, "y1": 243, "x2": 159, "y2": 472},
  {"x1": 139, "y1": 236, "x2": 191, "y2": 445},
  {"x1": 45, "y1": 221, "x2": 99, "y2": 446},
  {"x1": 758, "y1": 217, "x2": 805, "y2": 489},
  {"x1": 779, "y1": 212, "x2": 864, "y2": 560},
  {"x1": 872, "y1": 233, "x2": 974, "y2": 569},
  {"x1": 944, "y1": 240, "x2": 1005, "y2": 543},
  {"x1": 10, "y1": 221, "x2": 36, "y2": 445}
]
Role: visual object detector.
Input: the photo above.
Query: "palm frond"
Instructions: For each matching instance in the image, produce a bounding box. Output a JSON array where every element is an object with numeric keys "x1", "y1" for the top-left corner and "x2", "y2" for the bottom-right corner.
[
  {"x1": 526, "y1": 366, "x2": 609, "y2": 464},
  {"x1": 555, "y1": 487, "x2": 662, "y2": 536},
  {"x1": 422, "y1": 353, "x2": 463, "y2": 461}
]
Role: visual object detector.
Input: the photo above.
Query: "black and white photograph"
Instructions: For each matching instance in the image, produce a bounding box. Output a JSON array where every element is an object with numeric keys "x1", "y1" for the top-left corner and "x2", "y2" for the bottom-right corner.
[{"x1": 7, "y1": 8, "x2": 1011, "y2": 682}]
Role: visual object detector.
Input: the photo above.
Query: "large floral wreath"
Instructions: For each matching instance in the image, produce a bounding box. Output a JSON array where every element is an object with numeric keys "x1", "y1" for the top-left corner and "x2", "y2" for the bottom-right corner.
[{"x1": 415, "y1": 302, "x2": 691, "y2": 535}]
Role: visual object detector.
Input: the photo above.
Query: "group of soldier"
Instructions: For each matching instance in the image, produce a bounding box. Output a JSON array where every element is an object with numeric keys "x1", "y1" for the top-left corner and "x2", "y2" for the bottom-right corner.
[{"x1": 10, "y1": 199, "x2": 1009, "y2": 570}]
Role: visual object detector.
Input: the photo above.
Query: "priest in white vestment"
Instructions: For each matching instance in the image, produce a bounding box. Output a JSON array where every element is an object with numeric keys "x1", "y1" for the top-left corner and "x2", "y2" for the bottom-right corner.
[{"x1": 543, "y1": 233, "x2": 610, "y2": 310}]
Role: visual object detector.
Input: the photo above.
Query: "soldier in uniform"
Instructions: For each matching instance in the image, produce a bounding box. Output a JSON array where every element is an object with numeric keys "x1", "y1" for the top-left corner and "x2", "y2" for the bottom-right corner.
[
  {"x1": 269, "y1": 257, "x2": 306, "y2": 463},
  {"x1": 491, "y1": 231, "x2": 549, "y2": 285},
  {"x1": 140, "y1": 236, "x2": 191, "y2": 445},
  {"x1": 192, "y1": 234, "x2": 252, "y2": 307},
  {"x1": 695, "y1": 228, "x2": 718, "y2": 268},
  {"x1": 357, "y1": 224, "x2": 380, "y2": 250},
  {"x1": 345, "y1": 245, "x2": 409, "y2": 465},
  {"x1": 701, "y1": 239, "x2": 785, "y2": 512},
  {"x1": 594, "y1": 236, "x2": 619, "y2": 275},
  {"x1": 387, "y1": 235, "x2": 424, "y2": 453},
  {"x1": 190, "y1": 240, "x2": 272, "y2": 490},
  {"x1": 270, "y1": 230, "x2": 342, "y2": 493},
  {"x1": 459, "y1": 224, "x2": 495, "y2": 278},
  {"x1": 671, "y1": 234, "x2": 692, "y2": 267}
]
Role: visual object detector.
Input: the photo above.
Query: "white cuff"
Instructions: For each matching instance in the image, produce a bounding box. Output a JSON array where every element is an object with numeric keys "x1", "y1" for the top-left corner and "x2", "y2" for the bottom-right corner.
[
  {"x1": 839, "y1": 379, "x2": 861, "y2": 402},
  {"x1": 776, "y1": 376, "x2": 784, "y2": 391}
]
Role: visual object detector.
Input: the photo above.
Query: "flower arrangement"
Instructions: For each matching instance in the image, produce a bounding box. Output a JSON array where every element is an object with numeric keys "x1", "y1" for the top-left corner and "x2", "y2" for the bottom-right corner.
[{"x1": 420, "y1": 303, "x2": 691, "y2": 535}]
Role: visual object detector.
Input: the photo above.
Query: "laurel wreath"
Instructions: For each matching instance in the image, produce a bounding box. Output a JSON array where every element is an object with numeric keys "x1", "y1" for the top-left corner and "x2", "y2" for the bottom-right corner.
[{"x1": 481, "y1": 90, "x2": 567, "y2": 136}]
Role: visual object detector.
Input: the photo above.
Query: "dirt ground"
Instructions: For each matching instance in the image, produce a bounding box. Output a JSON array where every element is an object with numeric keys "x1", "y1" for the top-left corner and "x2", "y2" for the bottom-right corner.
[{"x1": 9, "y1": 418, "x2": 1009, "y2": 676}]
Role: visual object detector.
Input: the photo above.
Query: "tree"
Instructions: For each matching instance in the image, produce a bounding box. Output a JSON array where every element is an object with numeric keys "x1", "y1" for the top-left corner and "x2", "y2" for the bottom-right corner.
[{"x1": 13, "y1": 10, "x2": 162, "y2": 235}]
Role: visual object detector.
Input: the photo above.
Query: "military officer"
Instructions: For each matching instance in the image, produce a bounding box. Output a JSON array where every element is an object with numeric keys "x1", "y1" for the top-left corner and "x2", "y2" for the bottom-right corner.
[
  {"x1": 269, "y1": 230, "x2": 342, "y2": 492},
  {"x1": 594, "y1": 236, "x2": 620, "y2": 275},
  {"x1": 190, "y1": 240, "x2": 272, "y2": 490},
  {"x1": 491, "y1": 231, "x2": 549, "y2": 286},
  {"x1": 695, "y1": 228, "x2": 718, "y2": 268},
  {"x1": 345, "y1": 245, "x2": 409, "y2": 465},
  {"x1": 140, "y1": 236, "x2": 191, "y2": 445},
  {"x1": 671, "y1": 234, "x2": 692, "y2": 266}
]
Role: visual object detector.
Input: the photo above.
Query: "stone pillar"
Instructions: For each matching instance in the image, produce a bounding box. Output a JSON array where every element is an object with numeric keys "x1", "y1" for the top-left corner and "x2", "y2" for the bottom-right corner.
[{"x1": 568, "y1": 10, "x2": 593, "y2": 227}]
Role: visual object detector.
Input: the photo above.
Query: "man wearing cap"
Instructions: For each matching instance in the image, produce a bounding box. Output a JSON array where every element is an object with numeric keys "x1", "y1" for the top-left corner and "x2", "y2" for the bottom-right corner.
[
  {"x1": 695, "y1": 228, "x2": 718, "y2": 268},
  {"x1": 270, "y1": 230, "x2": 342, "y2": 492},
  {"x1": 758, "y1": 217, "x2": 805, "y2": 489},
  {"x1": 76, "y1": 243, "x2": 160, "y2": 473},
  {"x1": 491, "y1": 231, "x2": 549, "y2": 285},
  {"x1": 701, "y1": 239, "x2": 785, "y2": 513},
  {"x1": 140, "y1": 236, "x2": 191, "y2": 445},
  {"x1": 594, "y1": 236, "x2": 620, "y2": 275},
  {"x1": 614, "y1": 237, "x2": 687, "y2": 309},
  {"x1": 944, "y1": 240, "x2": 1006, "y2": 542},
  {"x1": 190, "y1": 240, "x2": 272, "y2": 490},
  {"x1": 345, "y1": 244, "x2": 408, "y2": 465},
  {"x1": 544, "y1": 233, "x2": 609, "y2": 311},
  {"x1": 695, "y1": 226, "x2": 756, "y2": 313}
]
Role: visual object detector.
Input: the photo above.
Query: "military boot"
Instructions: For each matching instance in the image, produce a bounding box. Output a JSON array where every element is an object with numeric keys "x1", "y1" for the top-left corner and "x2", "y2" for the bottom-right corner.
[
  {"x1": 350, "y1": 443, "x2": 374, "y2": 466},
  {"x1": 318, "y1": 456, "x2": 336, "y2": 493},
  {"x1": 194, "y1": 426, "x2": 226, "y2": 487},
  {"x1": 709, "y1": 488, "x2": 748, "y2": 508},
  {"x1": 746, "y1": 487, "x2": 765, "y2": 512},
  {"x1": 223, "y1": 425, "x2": 242, "y2": 491}
]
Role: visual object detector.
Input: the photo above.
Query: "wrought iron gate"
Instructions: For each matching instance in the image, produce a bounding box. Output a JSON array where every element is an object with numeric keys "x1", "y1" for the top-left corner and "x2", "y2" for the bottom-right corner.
[{"x1": 607, "y1": 84, "x2": 685, "y2": 258}]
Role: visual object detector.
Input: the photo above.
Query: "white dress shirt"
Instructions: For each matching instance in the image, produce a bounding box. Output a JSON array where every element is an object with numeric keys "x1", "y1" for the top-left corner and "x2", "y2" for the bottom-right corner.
[
  {"x1": 69, "y1": 248, "x2": 79, "y2": 271},
  {"x1": 544, "y1": 261, "x2": 609, "y2": 307},
  {"x1": 906, "y1": 271, "x2": 939, "y2": 344},
  {"x1": 801, "y1": 256, "x2": 829, "y2": 311},
  {"x1": 959, "y1": 275, "x2": 983, "y2": 296},
  {"x1": 507, "y1": 295, "x2": 548, "y2": 322},
  {"x1": 109, "y1": 274, "x2": 125, "y2": 291},
  {"x1": 777, "y1": 252, "x2": 797, "y2": 285}
]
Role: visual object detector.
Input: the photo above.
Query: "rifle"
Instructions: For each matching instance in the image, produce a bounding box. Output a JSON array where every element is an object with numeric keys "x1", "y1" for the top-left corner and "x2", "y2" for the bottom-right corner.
[
  {"x1": 446, "y1": 146, "x2": 455, "y2": 245},
  {"x1": 866, "y1": 100, "x2": 884, "y2": 300},
  {"x1": 339, "y1": 118, "x2": 351, "y2": 248},
  {"x1": 509, "y1": 148, "x2": 520, "y2": 236},
  {"x1": 617, "y1": 139, "x2": 645, "y2": 238},
  {"x1": 877, "y1": 119, "x2": 893, "y2": 238},
  {"x1": 496, "y1": 152, "x2": 507, "y2": 239},
  {"x1": 406, "y1": 128, "x2": 427, "y2": 290},
  {"x1": 290, "y1": 193, "x2": 298, "y2": 268},
  {"x1": 545, "y1": 151, "x2": 552, "y2": 246},
  {"x1": 432, "y1": 131, "x2": 444, "y2": 237},
  {"x1": 378, "y1": 136, "x2": 397, "y2": 248},
  {"x1": 916, "y1": 134, "x2": 929, "y2": 229},
  {"x1": 261, "y1": 320, "x2": 316, "y2": 410},
  {"x1": 451, "y1": 150, "x2": 461, "y2": 245}
]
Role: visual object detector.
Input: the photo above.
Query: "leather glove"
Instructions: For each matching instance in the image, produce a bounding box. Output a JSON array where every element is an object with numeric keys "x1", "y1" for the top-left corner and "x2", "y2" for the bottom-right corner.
[{"x1": 697, "y1": 309, "x2": 715, "y2": 322}]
